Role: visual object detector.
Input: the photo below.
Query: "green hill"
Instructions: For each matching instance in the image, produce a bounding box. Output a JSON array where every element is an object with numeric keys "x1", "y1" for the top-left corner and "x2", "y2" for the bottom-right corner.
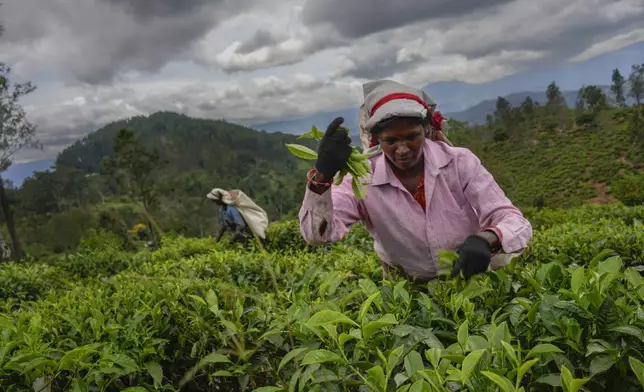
[
  {"x1": 10, "y1": 112, "x2": 316, "y2": 255},
  {"x1": 449, "y1": 107, "x2": 644, "y2": 208}
]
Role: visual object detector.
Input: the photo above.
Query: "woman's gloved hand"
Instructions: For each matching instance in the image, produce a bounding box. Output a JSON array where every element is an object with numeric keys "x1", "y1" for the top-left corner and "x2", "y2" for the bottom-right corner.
[
  {"x1": 451, "y1": 234, "x2": 493, "y2": 279},
  {"x1": 315, "y1": 117, "x2": 353, "y2": 179}
]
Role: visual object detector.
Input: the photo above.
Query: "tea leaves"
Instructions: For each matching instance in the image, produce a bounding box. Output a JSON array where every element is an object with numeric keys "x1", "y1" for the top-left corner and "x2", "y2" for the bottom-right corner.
[{"x1": 0, "y1": 204, "x2": 643, "y2": 390}]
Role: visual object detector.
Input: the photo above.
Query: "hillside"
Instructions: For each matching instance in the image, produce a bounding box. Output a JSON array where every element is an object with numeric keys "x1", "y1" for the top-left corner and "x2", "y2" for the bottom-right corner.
[
  {"x1": 447, "y1": 89, "x2": 588, "y2": 124},
  {"x1": 448, "y1": 86, "x2": 640, "y2": 125},
  {"x1": 450, "y1": 108, "x2": 644, "y2": 208},
  {"x1": 10, "y1": 112, "x2": 318, "y2": 255}
]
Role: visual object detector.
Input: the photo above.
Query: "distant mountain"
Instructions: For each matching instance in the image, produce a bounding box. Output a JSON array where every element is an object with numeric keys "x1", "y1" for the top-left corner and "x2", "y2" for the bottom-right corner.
[
  {"x1": 449, "y1": 86, "x2": 642, "y2": 124},
  {"x1": 254, "y1": 107, "x2": 361, "y2": 136},
  {"x1": 448, "y1": 89, "x2": 592, "y2": 124}
]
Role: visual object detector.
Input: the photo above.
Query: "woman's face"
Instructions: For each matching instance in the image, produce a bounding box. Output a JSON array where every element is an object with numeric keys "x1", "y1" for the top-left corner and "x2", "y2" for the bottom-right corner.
[{"x1": 378, "y1": 122, "x2": 426, "y2": 171}]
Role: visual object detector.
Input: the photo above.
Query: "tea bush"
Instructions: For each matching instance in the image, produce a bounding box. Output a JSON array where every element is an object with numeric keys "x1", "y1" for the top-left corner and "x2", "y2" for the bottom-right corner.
[{"x1": 1, "y1": 204, "x2": 644, "y2": 391}]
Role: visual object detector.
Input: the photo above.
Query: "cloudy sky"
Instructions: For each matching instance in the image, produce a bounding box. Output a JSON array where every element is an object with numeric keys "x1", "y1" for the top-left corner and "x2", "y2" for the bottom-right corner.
[{"x1": 1, "y1": 0, "x2": 644, "y2": 162}]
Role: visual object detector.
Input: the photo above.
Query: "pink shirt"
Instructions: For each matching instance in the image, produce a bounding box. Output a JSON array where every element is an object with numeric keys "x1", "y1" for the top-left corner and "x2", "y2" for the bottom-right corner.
[{"x1": 298, "y1": 140, "x2": 533, "y2": 280}]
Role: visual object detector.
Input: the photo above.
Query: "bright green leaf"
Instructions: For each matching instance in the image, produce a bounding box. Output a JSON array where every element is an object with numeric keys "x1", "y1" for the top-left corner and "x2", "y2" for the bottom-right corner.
[
  {"x1": 629, "y1": 357, "x2": 644, "y2": 388},
  {"x1": 570, "y1": 267, "x2": 585, "y2": 294},
  {"x1": 71, "y1": 378, "x2": 88, "y2": 392},
  {"x1": 188, "y1": 294, "x2": 207, "y2": 307},
  {"x1": 409, "y1": 380, "x2": 430, "y2": 392},
  {"x1": 624, "y1": 268, "x2": 644, "y2": 290},
  {"x1": 597, "y1": 256, "x2": 623, "y2": 276},
  {"x1": 526, "y1": 344, "x2": 564, "y2": 359},
  {"x1": 611, "y1": 325, "x2": 644, "y2": 343},
  {"x1": 425, "y1": 348, "x2": 441, "y2": 369},
  {"x1": 58, "y1": 344, "x2": 101, "y2": 371},
  {"x1": 481, "y1": 371, "x2": 515, "y2": 392},
  {"x1": 535, "y1": 373, "x2": 562, "y2": 387},
  {"x1": 145, "y1": 361, "x2": 163, "y2": 388},
  {"x1": 339, "y1": 333, "x2": 357, "y2": 350},
  {"x1": 560, "y1": 365, "x2": 588, "y2": 392},
  {"x1": 492, "y1": 321, "x2": 511, "y2": 350},
  {"x1": 388, "y1": 345, "x2": 405, "y2": 372},
  {"x1": 501, "y1": 341, "x2": 519, "y2": 367},
  {"x1": 205, "y1": 289, "x2": 219, "y2": 313},
  {"x1": 516, "y1": 359, "x2": 539, "y2": 388},
  {"x1": 363, "y1": 314, "x2": 398, "y2": 340},
  {"x1": 590, "y1": 354, "x2": 616, "y2": 376},
  {"x1": 285, "y1": 144, "x2": 318, "y2": 160},
  {"x1": 394, "y1": 373, "x2": 409, "y2": 387},
  {"x1": 359, "y1": 292, "x2": 381, "y2": 322},
  {"x1": 585, "y1": 341, "x2": 610, "y2": 356},
  {"x1": 253, "y1": 387, "x2": 284, "y2": 392},
  {"x1": 457, "y1": 321, "x2": 469, "y2": 352},
  {"x1": 461, "y1": 349, "x2": 485, "y2": 384},
  {"x1": 367, "y1": 366, "x2": 386, "y2": 391},
  {"x1": 300, "y1": 350, "x2": 344, "y2": 366},
  {"x1": 289, "y1": 367, "x2": 302, "y2": 392},
  {"x1": 404, "y1": 351, "x2": 424, "y2": 379},
  {"x1": 306, "y1": 310, "x2": 358, "y2": 328},
  {"x1": 278, "y1": 347, "x2": 309, "y2": 373}
]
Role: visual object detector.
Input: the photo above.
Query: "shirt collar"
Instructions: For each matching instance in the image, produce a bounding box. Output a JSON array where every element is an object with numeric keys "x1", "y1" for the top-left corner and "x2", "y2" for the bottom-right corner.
[{"x1": 371, "y1": 140, "x2": 453, "y2": 186}]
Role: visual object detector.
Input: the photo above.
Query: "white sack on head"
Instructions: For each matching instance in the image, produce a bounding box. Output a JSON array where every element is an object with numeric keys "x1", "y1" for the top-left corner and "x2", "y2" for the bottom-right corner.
[{"x1": 207, "y1": 188, "x2": 269, "y2": 240}]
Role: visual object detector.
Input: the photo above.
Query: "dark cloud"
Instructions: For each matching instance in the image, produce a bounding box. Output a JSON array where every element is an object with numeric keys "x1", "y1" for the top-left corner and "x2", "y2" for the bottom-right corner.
[
  {"x1": 301, "y1": 0, "x2": 513, "y2": 39},
  {"x1": 103, "y1": 0, "x2": 214, "y2": 18},
  {"x1": 236, "y1": 29, "x2": 282, "y2": 55},
  {"x1": 213, "y1": 33, "x2": 344, "y2": 73},
  {"x1": 1, "y1": 0, "x2": 260, "y2": 84},
  {"x1": 443, "y1": 6, "x2": 644, "y2": 60},
  {"x1": 337, "y1": 44, "x2": 426, "y2": 79}
]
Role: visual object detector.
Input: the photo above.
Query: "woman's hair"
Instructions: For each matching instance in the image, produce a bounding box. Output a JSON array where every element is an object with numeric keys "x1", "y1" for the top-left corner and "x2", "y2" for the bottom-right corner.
[{"x1": 370, "y1": 115, "x2": 431, "y2": 136}]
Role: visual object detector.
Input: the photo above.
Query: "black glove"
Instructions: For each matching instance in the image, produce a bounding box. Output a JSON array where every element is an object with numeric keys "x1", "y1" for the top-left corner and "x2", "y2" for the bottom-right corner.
[
  {"x1": 451, "y1": 234, "x2": 492, "y2": 279},
  {"x1": 315, "y1": 117, "x2": 352, "y2": 178}
]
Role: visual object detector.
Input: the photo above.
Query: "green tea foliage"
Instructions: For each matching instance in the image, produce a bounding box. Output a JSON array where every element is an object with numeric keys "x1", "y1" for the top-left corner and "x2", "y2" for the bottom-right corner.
[{"x1": 1, "y1": 205, "x2": 643, "y2": 391}]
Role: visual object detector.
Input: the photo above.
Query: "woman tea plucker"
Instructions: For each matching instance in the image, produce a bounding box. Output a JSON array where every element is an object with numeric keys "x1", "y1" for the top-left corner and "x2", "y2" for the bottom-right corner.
[{"x1": 298, "y1": 79, "x2": 533, "y2": 281}]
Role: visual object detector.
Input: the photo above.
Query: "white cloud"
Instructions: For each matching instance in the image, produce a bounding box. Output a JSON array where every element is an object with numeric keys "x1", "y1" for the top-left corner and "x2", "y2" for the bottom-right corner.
[
  {"x1": 570, "y1": 28, "x2": 644, "y2": 62},
  {"x1": 392, "y1": 50, "x2": 549, "y2": 86}
]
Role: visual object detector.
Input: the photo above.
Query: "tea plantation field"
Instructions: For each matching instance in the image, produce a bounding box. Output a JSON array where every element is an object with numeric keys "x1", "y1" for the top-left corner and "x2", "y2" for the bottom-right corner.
[{"x1": 1, "y1": 205, "x2": 644, "y2": 392}]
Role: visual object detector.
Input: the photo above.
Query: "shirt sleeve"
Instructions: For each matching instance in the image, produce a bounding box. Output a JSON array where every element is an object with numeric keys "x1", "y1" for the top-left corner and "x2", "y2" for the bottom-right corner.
[
  {"x1": 457, "y1": 149, "x2": 533, "y2": 254},
  {"x1": 298, "y1": 174, "x2": 363, "y2": 245}
]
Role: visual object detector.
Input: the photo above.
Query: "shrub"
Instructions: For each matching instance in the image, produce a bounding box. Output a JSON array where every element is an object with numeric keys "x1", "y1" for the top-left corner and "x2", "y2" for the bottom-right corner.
[{"x1": 612, "y1": 172, "x2": 644, "y2": 206}]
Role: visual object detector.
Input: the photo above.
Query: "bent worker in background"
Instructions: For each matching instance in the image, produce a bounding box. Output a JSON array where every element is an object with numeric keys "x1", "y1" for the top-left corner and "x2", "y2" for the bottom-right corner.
[
  {"x1": 298, "y1": 79, "x2": 533, "y2": 282},
  {"x1": 207, "y1": 188, "x2": 269, "y2": 246}
]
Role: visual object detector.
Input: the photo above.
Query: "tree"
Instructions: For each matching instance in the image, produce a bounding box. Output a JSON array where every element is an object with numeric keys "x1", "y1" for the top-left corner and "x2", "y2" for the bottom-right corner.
[
  {"x1": 612, "y1": 172, "x2": 644, "y2": 206},
  {"x1": 494, "y1": 97, "x2": 514, "y2": 127},
  {"x1": 629, "y1": 64, "x2": 644, "y2": 106},
  {"x1": 493, "y1": 127, "x2": 509, "y2": 142},
  {"x1": 576, "y1": 85, "x2": 608, "y2": 113},
  {"x1": 611, "y1": 69, "x2": 626, "y2": 107},
  {"x1": 627, "y1": 106, "x2": 644, "y2": 145},
  {"x1": 102, "y1": 128, "x2": 160, "y2": 209},
  {"x1": 0, "y1": 64, "x2": 40, "y2": 260},
  {"x1": 520, "y1": 97, "x2": 535, "y2": 122},
  {"x1": 546, "y1": 81, "x2": 566, "y2": 107}
]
